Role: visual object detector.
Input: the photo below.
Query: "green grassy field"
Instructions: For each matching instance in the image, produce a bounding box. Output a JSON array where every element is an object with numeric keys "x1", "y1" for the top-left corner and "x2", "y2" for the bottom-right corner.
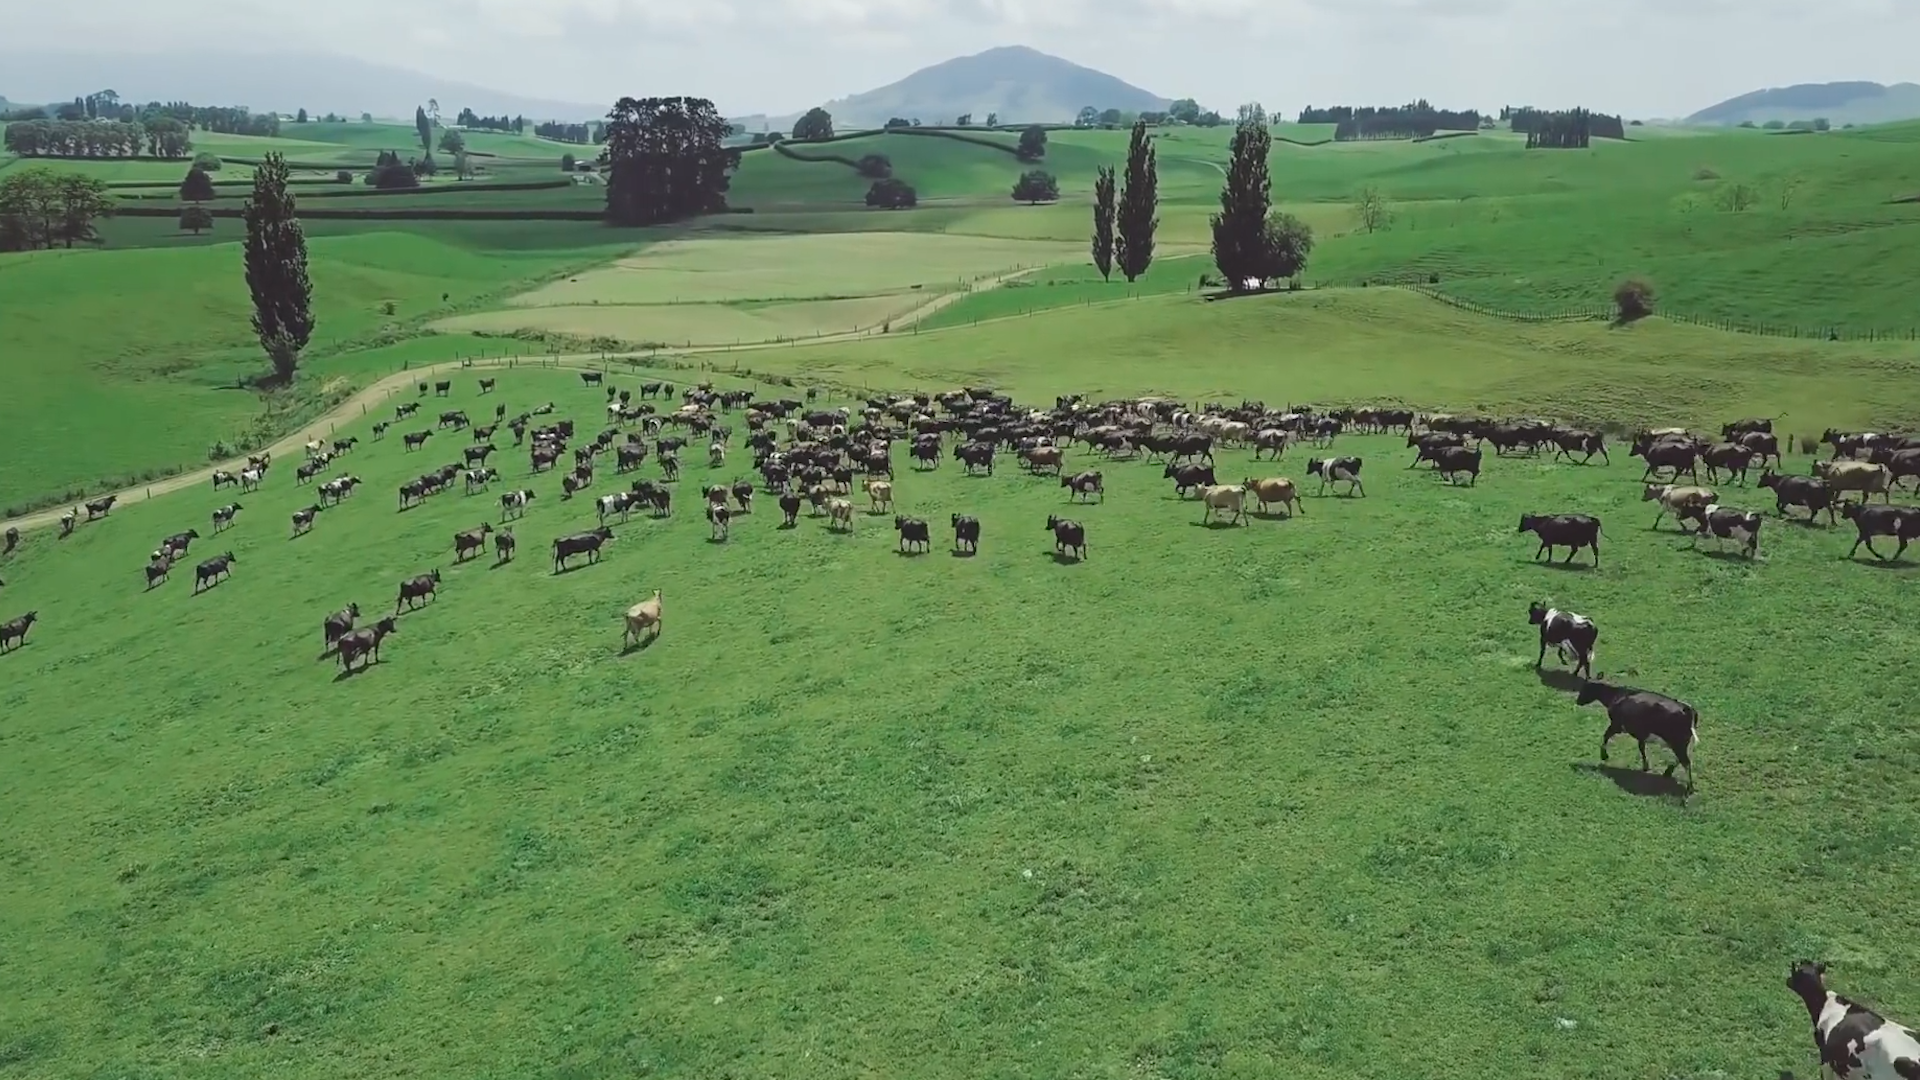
[{"x1": 4, "y1": 364, "x2": 1919, "y2": 1080}]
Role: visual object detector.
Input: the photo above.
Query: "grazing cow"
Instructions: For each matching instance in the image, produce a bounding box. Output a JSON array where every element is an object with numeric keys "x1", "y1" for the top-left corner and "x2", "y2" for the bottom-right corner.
[
  {"x1": 499, "y1": 488, "x2": 535, "y2": 521},
  {"x1": 1045, "y1": 515, "x2": 1087, "y2": 559},
  {"x1": 623, "y1": 590, "x2": 664, "y2": 648},
  {"x1": 779, "y1": 492, "x2": 803, "y2": 526},
  {"x1": 552, "y1": 527, "x2": 615, "y2": 572},
  {"x1": 1062, "y1": 470, "x2": 1104, "y2": 503},
  {"x1": 1431, "y1": 445, "x2": 1483, "y2": 486},
  {"x1": 706, "y1": 503, "x2": 732, "y2": 541},
  {"x1": 453, "y1": 524, "x2": 493, "y2": 562},
  {"x1": 337, "y1": 616, "x2": 398, "y2": 673},
  {"x1": 865, "y1": 479, "x2": 894, "y2": 513},
  {"x1": 1307, "y1": 457, "x2": 1365, "y2": 497},
  {"x1": 212, "y1": 503, "x2": 242, "y2": 532},
  {"x1": 403, "y1": 430, "x2": 432, "y2": 451},
  {"x1": 85, "y1": 495, "x2": 117, "y2": 520},
  {"x1": 1759, "y1": 470, "x2": 1839, "y2": 524},
  {"x1": 212, "y1": 469, "x2": 241, "y2": 489},
  {"x1": 1701, "y1": 442, "x2": 1757, "y2": 485},
  {"x1": 1518, "y1": 513, "x2": 1602, "y2": 566},
  {"x1": 952, "y1": 514, "x2": 980, "y2": 553},
  {"x1": 0, "y1": 611, "x2": 38, "y2": 651},
  {"x1": 1842, "y1": 504, "x2": 1920, "y2": 561},
  {"x1": 192, "y1": 552, "x2": 237, "y2": 593},
  {"x1": 894, "y1": 515, "x2": 930, "y2": 553},
  {"x1": 438, "y1": 410, "x2": 470, "y2": 430},
  {"x1": 1815, "y1": 460, "x2": 1895, "y2": 504},
  {"x1": 2, "y1": 526, "x2": 17, "y2": 555},
  {"x1": 290, "y1": 504, "x2": 322, "y2": 537},
  {"x1": 1243, "y1": 477, "x2": 1303, "y2": 517},
  {"x1": 395, "y1": 570, "x2": 442, "y2": 612},
  {"x1": 827, "y1": 498, "x2": 854, "y2": 532},
  {"x1": 1197, "y1": 484, "x2": 1247, "y2": 525},
  {"x1": 395, "y1": 402, "x2": 419, "y2": 419},
  {"x1": 1689, "y1": 504, "x2": 1763, "y2": 558},
  {"x1": 1574, "y1": 680, "x2": 1699, "y2": 790},
  {"x1": 464, "y1": 443, "x2": 497, "y2": 467},
  {"x1": 143, "y1": 555, "x2": 173, "y2": 590},
  {"x1": 1165, "y1": 462, "x2": 1217, "y2": 498},
  {"x1": 1641, "y1": 484, "x2": 1717, "y2": 531},
  {"x1": 1786, "y1": 960, "x2": 1920, "y2": 1080},
  {"x1": 580, "y1": 371, "x2": 603, "y2": 386},
  {"x1": 478, "y1": 378, "x2": 496, "y2": 394},
  {"x1": 434, "y1": 380, "x2": 451, "y2": 396},
  {"x1": 323, "y1": 603, "x2": 361, "y2": 649},
  {"x1": 1528, "y1": 602, "x2": 1597, "y2": 679}
]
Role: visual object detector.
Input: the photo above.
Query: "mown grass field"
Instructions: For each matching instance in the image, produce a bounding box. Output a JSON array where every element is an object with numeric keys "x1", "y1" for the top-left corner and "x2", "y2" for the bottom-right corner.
[{"x1": 3, "y1": 365, "x2": 1919, "y2": 1080}]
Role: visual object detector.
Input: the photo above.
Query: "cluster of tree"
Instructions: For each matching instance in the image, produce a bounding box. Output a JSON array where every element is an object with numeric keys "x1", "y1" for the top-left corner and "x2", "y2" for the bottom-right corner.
[
  {"x1": 2, "y1": 117, "x2": 193, "y2": 158},
  {"x1": 1011, "y1": 169, "x2": 1057, "y2": 204},
  {"x1": 1209, "y1": 117, "x2": 1313, "y2": 290},
  {"x1": 1165, "y1": 99, "x2": 1225, "y2": 126},
  {"x1": 1016, "y1": 125, "x2": 1047, "y2": 162},
  {"x1": 1089, "y1": 120, "x2": 1160, "y2": 282},
  {"x1": 748, "y1": 132, "x2": 785, "y2": 145},
  {"x1": 455, "y1": 109, "x2": 528, "y2": 133},
  {"x1": 535, "y1": 121, "x2": 600, "y2": 144},
  {"x1": 883, "y1": 117, "x2": 922, "y2": 128},
  {"x1": 602, "y1": 96, "x2": 739, "y2": 227},
  {"x1": 1506, "y1": 106, "x2": 1625, "y2": 145},
  {"x1": 366, "y1": 149, "x2": 425, "y2": 189},
  {"x1": 1745, "y1": 118, "x2": 1832, "y2": 131},
  {"x1": 856, "y1": 154, "x2": 891, "y2": 179},
  {"x1": 792, "y1": 107, "x2": 833, "y2": 141},
  {"x1": 1297, "y1": 101, "x2": 1482, "y2": 140},
  {"x1": 0, "y1": 168, "x2": 114, "y2": 251},
  {"x1": 5, "y1": 94, "x2": 278, "y2": 136},
  {"x1": 1075, "y1": 107, "x2": 1130, "y2": 128},
  {"x1": 866, "y1": 178, "x2": 916, "y2": 209}
]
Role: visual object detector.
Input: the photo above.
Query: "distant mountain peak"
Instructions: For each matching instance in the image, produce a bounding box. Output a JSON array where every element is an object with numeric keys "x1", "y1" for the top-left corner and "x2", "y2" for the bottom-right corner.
[
  {"x1": 1688, "y1": 80, "x2": 1920, "y2": 126},
  {"x1": 792, "y1": 46, "x2": 1169, "y2": 129}
]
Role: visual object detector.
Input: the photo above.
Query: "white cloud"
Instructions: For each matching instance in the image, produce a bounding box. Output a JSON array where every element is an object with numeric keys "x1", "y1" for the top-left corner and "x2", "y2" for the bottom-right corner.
[{"x1": 3, "y1": 0, "x2": 1915, "y2": 120}]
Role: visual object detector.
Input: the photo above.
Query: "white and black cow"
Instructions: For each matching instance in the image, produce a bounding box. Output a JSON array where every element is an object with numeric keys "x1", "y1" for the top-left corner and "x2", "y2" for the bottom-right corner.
[
  {"x1": 499, "y1": 488, "x2": 536, "y2": 522},
  {"x1": 1787, "y1": 960, "x2": 1920, "y2": 1080},
  {"x1": 1690, "y1": 504, "x2": 1762, "y2": 559},
  {"x1": 1527, "y1": 602, "x2": 1597, "y2": 679},
  {"x1": 1307, "y1": 456, "x2": 1365, "y2": 497}
]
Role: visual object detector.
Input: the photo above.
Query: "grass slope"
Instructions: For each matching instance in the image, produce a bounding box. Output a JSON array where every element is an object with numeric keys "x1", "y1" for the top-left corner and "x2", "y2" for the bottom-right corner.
[{"x1": 2, "y1": 366, "x2": 1917, "y2": 1080}]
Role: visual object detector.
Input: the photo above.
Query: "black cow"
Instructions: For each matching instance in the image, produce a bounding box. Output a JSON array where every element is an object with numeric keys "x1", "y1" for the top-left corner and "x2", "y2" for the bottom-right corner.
[
  {"x1": 1163, "y1": 462, "x2": 1216, "y2": 498},
  {"x1": 403, "y1": 430, "x2": 433, "y2": 451},
  {"x1": 1308, "y1": 457, "x2": 1365, "y2": 497},
  {"x1": 1045, "y1": 515, "x2": 1086, "y2": 560},
  {"x1": 955, "y1": 442, "x2": 995, "y2": 475},
  {"x1": 0, "y1": 611, "x2": 38, "y2": 651},
  {"x1": 395, "y1": 570, "x2": 442, "y2": 612},
  {"x1": 1690, "y1": 505, "x2": 1762, "y2": 558},
  {"x1": 1550, "y1": 428, "x2": 1609, "y2": 465},
  {"x1": 1701, "y1": 443, "x2": 1756, "y2": 485},
  {"x1": 1841, "y1": 503, "x2": 1920, "y2": 561},
  {"x1": 433, "y1": 380, "x2": 452, "y2": 396},
  {"x1": 1634, "y1": 436, "x2": 1702, "y2": 482},
  {"x1": 1758, "y1": 470, "x2": 1838, "y2": 524},
  {"x1": 494, "y1": 528, "x2": 517, "y2": 563},
  {"x1": 1431, "y1": 445, "x2": 1482, "y2": 486},
  {"x1": 1574, "y1": 681, "x2": 1699, "y2": 790},
  {"x1": 85, "y1": 495, "x2": 117, "y2": 520},
  {"x1": 323, "y1": 603, "x2": 362, "y2": 649},
  {"x1": 951, "y1": 514, "x2": 980, "y2": 554},
  {"x1": 580, "y1": 371, "x2": 604, "y2": 386},
  {"x1": 894, "y1": 516, "x2": 931, "y2": 553},
  {"x1": 337, "y1": 617, "x2": 398, "y2": 673},
  {"x1": 1518, "y1": 513, "x2": 1601, "y2": 566},
  {"x1": 3, "y1": 526, "x2": 17, "y2": 555},
  {"x1": 779, "y1": 493, "x2": 803, "y2": 526},
  {"x1": 552, "y1": 527, "x2": 615, "y2": 572},
  {"x1": 1061, "y1": 471, "x2": 1104, "y2": 503},
  {"x1": 192, "y1": 552, "x2": 237, "y2": 594},
  {"x1": 1528, "y1": 602, "x2": 1597, "y2": 679}
]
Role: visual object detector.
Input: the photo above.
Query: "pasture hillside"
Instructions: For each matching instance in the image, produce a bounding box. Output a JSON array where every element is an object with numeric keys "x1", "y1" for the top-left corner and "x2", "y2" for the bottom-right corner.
[{"x1": 1, "y1": 366, "x2": 1917, "y2": 1080}]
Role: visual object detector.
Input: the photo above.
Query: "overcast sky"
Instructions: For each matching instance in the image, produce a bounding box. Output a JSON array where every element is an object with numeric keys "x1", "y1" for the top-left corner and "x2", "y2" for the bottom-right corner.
[{"x1": 9, "y1": 0, "x2": 1916, "y2": 118}]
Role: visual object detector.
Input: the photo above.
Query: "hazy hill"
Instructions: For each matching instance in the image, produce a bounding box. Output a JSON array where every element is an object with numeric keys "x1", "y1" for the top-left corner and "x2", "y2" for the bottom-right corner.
[
  {"x1": 753, "y1": 46, "x2": 1169, "y2": 132},
  {"x1": 0, "y1": 51, "x2": 603, "y2": 122},
  {"x1": 1688, "y1": 81, "x2": 1920, "y2": 127}
]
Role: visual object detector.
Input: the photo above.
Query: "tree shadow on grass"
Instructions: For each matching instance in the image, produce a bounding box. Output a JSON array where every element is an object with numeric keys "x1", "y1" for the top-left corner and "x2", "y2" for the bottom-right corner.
[{"x1": 1570, "y1": 761, "x2": 1690, "y2": 801}]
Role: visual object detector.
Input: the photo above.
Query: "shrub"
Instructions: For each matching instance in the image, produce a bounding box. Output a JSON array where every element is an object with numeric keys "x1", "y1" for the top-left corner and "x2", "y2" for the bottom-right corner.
[
  {"x1": 192, "y1": 151, "x2": 222, "y2": 172},
  {"x1": 1693, "y1": 166, "x2": 1720, "y2": 181},
  {"x1": 335, "y1": 170, "x2": 353, "y2": 183},
  {"x1": 367, "y1": 162, "x2": 420, "y2": 189},
  {"x1": 1613, "y1": 277, "x2": 1656, "y2": 321},
  {"x1": 560, "y1": 152, "x2": 576, "y2": 171},
  {"x1": 855, "y1": 153, "x2": 891, "y2": 179},
  {"x1": 865, "y1": 178, "x2": 917, "y2": 210}
]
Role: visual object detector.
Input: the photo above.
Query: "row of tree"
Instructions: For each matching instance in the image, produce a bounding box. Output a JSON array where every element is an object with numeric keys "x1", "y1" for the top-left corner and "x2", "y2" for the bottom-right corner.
[
  {"x1": 2, "y1": 117, "x2": 194, "y2": 158},
  {"x1": 1505, "y1": 106, "x2": 1625, "y2": 144},
  {"x1": 1295, "y1": 101, "x2": 1484, "y2": 140},
  {"x1": 2, "y1": 93, "x2": 282, "y2": 136},
  {"x1": 536, "y1": 121, "x2": 601, "y2": 144},
  {"x1": 455, "y1": 109, "x2": 528, "y2": 133},
  {"x1": 1088, "y1": 121, "x2": 1159, "y2": 283},
  {"x1": 0, "y1": 168, "x2": 114, "y2": 251}
]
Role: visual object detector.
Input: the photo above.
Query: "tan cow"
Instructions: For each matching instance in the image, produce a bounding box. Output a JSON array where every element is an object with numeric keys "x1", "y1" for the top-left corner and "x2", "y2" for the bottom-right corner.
[
  {"x1": 1198, "y1": 484, "x2": 1247, "y2": 526},
  {"x1": 623, "y1": 589, "x2": 663, "y2": 647},
  {"x1": 1814, "y1": 460, "x2": 1894, "y2": 503},
  {"x1": 1642, "y1": 484, "x2": 1717, "y2": 531},
  {"x1": 864, "y1": 479, "x2": 893, "y2": 513},
  {"x1": 1243, "y1": 477, "x2": 1305, "y2": 517}
]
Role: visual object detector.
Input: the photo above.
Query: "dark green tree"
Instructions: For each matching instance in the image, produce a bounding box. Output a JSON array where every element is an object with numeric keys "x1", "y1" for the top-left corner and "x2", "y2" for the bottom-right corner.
[
  {"x1": 438, "y1": 127, "x2": 466, "y2": 154},
  {"x1": 54, "y1": 174, "x2": 113, "y2": 248},
  {"x1": 179, "y1": 204, "x2": 213, "y2": 234},
  {"x1": 1211, "y1": 116, "x2": 1273, "y2": 289},
  {"x1": 855, "y1": 153, "x2": 891, "y2": 179},
  {"x1": 1011, "y1": 169, "x2": 1058, "y2": 204},
  {"x1": 295, "y1": 108, "x2": 308, "y2": 123},
  {"x1": 602, "y1": 96, "x2": 739, "y2": 226},
  {"x1": 865, "y1": 178, "x2": 916, "y2": 209},
  {"x1": 1114, "y1": 119, "x2": 1158, "y2": 282},
  {"x1": 560, "y1": 151, "x2": 577, "y2": 172},
  {"x1": 1257, "y1": 212, "x2": 1313, "y2": 282},
  {"x1": 1091, "y1": 164, "x2": 1115, "y2": 282},
  {"x1": 241, "y1": 153, "x2": 314, "y2": 385},
  {"x1": 792, "y1": 107, "x2": 834, "y2": 141},
  {"x1": 1075, "y1": 106, "x2": 1098, "y2": 127},
  {"x1": 180, "y1": 165, "x2": 217, "y2": 202},
  {"x1": 415, "y1": 105, "x2": 432, "y2": 151},
  {"x1": 1016, "y1": 125, "x2": 1047, "y2": 161},
  {"x1": 985, "y1": 112, "x2": 999, "y2": 127},
  {"x1": 1168, "y1": 98, "x2": 1201, "y2": 124}
]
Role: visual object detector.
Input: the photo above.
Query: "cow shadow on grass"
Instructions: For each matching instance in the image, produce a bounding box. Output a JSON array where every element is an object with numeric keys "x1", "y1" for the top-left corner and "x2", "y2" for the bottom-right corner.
[
  {"x1": 619, "y1": 633, "x2": 661, "y2": 657},
  {"x1": 1526, "y1": 558, "x2": 1597, "y2": 573},
  {"x1": 1048, "y1": 550, "x2": 1085, "y2": 565},
  {"x1": 949, "y1": 548, "x2": 976, "y2": 559},
  {"x1": 1534, "y1": 668, "x2": 1587, "y2": 693},
  {"x1": 1853, "y1": 556, "x2": 1920, "y2": 571},
  {"x1": 893, "y1": 547, "x2": 929, "y2": 558},
  {"x1": 1570, "y1": 761, "x2": 1689, "y2": 801},
  {"x1": 331, "y1": 660, "x2": 381, "y2": 683},
  {"x1": 1248, "y1": 510, "x2": 1300, "y2": 522}
]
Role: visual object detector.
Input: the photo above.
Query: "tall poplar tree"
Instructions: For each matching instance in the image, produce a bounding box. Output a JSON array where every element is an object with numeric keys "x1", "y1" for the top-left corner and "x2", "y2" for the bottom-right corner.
[
  {"x1": 242, "y1": 153, "x2": 314, "y2": 385},
  {"x1": 1090, "y1": 165, "x2": 1115, "y2": 282},
  {"x1": 1114, "y1": 120, "x2": 1157, "y2": 282},
  {"x1": 1211, "y1": 116, "x2": 1272, "y2": 291}
]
